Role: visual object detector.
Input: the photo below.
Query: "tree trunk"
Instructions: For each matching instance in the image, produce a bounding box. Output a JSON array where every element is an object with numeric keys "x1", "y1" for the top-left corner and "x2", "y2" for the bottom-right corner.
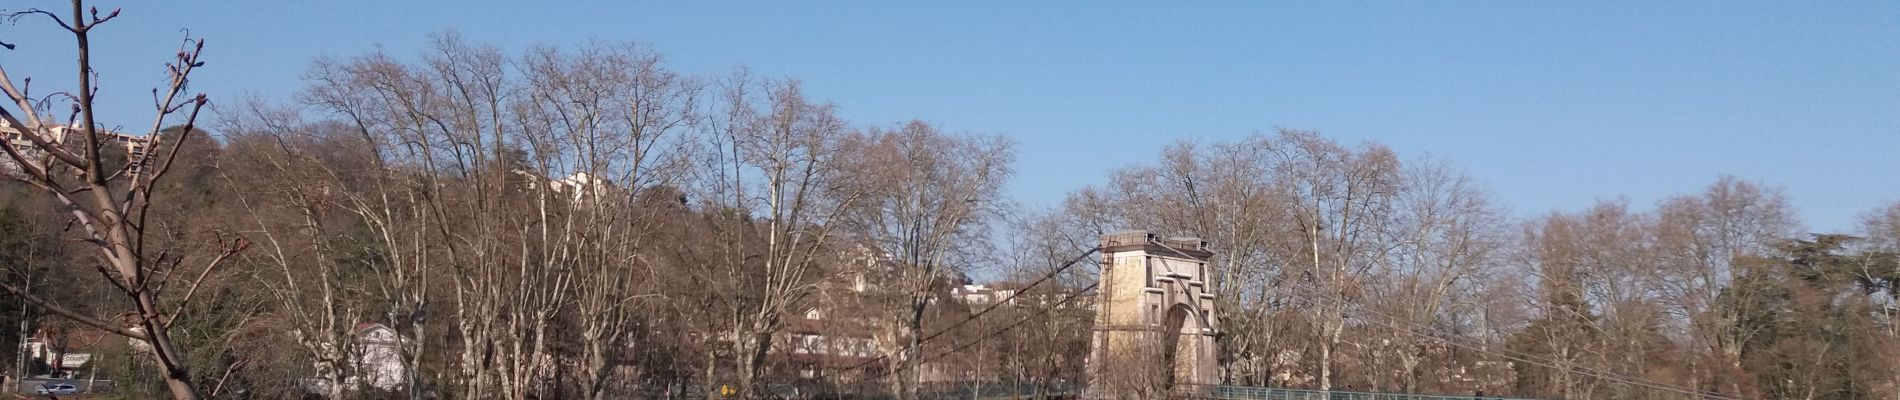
[
  {"x1": 583, "y1": 336, "x2": 610, "y2": 400},
  {"x1": 903, "y1": 299, "x2": 928, "y2": 400},
  {"x1": 119, "y1": 226, "x2": 198, "y2": 400},
  {"x1": 138, "y1": 304, "x2": 199, "y2": 400},
  {"x1": 703, "y1": 351, "x2": 718, "y2": 400},
  {"x1": 1319, "y1": 321, "x2": 1336, "y2": 393},
  {"x1": 406, "y1": 322, "x2": 425, "y2": 400},
  {"x1": 735, "y1": 326, "x2": 771, "y2": 400}
]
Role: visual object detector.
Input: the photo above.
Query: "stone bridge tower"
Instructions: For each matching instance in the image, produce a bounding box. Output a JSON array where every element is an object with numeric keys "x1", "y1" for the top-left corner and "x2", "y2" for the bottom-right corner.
[{"x1": 1086, "y1": 230, "x2": 1219, "y2": 398}]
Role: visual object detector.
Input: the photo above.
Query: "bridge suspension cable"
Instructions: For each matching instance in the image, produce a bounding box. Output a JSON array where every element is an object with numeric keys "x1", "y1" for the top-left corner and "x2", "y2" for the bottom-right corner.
[
  {"x1": 810, "y1": 246, "x2": 1102, "y2": 381},
  {"x1": 1138, "y1": 242, "x2": 1739, "y2": 400},
  {"x1": 856, "y1": 236, "x2": 1204, "y2": 383},
  {"x1": 859, "y1": 281, "x2": 1102, "y2": 383},
  {"x1": 1282, "y1": 282, "x2": 1736, "y2": 400},
  {"x1": 811, "y1": 236, "x2": 1734, "y2": 400}
]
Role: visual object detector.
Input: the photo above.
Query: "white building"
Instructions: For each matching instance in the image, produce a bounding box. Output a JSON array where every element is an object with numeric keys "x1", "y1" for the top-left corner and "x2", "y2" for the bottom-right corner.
[
  {"x1": 350, "y1": 323, "x2": 408, "y2": 391},
  {"x1": 952, "y1": 284, "x2": 1018, "y2": 305},
  {"x1": 508, "y1": 170, "x2": 622, "y2": 203},
  {"x1": 1, "y1": 120, "x2": 155, "y2": 175},
  {"x1": 22, "y1": 328, "x2": 115, "y2": 379},
  {"x1": 300, "y1": 323, "x2": 410, "y2": 394}
]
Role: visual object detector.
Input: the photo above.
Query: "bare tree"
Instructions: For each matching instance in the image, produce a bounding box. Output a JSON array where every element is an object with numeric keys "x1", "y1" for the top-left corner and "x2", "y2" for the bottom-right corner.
[
  {"x1": 300, "y1": 33, "x2": 551, "y2": 399},
  {"x1": 836, "y1": 120, "x2": 1013, "y2": 399},
  {"x1": 696, "y1": 75, "x2": 861, "y2": 399},
  {"x1": 1653, "y1": 176, "x2": 1797, "y2": 398},
  {"x1": 301, "y1": 56, "x2": 445, "y2": 399},
  {"x1": 1368, "y1": 157, "x2": 1508, "y2": 393},
  {"x1": 216, "y1": 103, "x2": 369, "y2": 400},
  {"x1": 1515, "y1": 201, "x2": 1688, "y2": 399},
  {"x1": 1263, "y1": 130, "x2": 1402, "y2": 392},
  {"x1": 1857, "y1": 201, "x2": 1900, "y2": 400},
  {"x1": 513, "y1": 41, "x2": 699, "y2": 400},
  {"x1": 0, "y1": 2, "x2": 240, "y2": 398}
]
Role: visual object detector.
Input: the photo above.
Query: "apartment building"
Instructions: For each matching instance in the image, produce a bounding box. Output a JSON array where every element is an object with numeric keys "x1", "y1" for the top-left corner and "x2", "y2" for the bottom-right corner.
[{"x1": 0, "y1": 120, "x2": 155, "y2": 175}]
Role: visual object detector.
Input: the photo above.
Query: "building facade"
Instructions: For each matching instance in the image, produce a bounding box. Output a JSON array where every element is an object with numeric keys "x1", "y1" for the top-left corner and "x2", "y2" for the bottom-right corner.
[{"x1": 1, "y1": 121, "x2": 155, "y2": 175}]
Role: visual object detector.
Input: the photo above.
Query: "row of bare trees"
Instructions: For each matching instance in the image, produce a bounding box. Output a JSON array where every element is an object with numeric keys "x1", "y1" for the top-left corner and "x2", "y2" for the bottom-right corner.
[
  {"x1": 220, "y1": 37, "x2": 1017, "y2": 400},
  {"x1": 1067, "y1": 130, "x2": 1900, "y2": 399},
  {"x1": 0, "y1": 4, "x2": 1022, "y2": 399},
  {"x1": 5, "y1": 3, "x2": 1900, "y2": 400}
]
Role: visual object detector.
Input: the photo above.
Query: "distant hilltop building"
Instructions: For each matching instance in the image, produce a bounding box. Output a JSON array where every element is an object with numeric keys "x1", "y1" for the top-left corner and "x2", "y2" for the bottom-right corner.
[
  {"x1": 952, "y1": 283, "x2": 1020, "y2": 305},
  {"x1": 508, "y1": 170, "x2": 620, "y2": 202},
  {"x1": 954, "y1": 281, "x2": 1091, "y2": 309},
  {"x1": 1, "y1": 120, "x2": 155, "y2": 175}
]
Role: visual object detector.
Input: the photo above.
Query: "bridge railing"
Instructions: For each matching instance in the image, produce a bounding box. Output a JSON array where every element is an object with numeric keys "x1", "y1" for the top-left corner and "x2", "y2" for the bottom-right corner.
[{"x1": 1170, "y1": 385, "x2": 1535, "y2": 400}]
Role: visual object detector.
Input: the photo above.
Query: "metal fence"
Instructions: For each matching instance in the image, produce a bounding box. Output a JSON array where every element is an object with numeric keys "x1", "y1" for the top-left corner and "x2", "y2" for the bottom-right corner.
[
  {"x1": 801, "y1": 381, "x2": 1080, "y2": 400},
  {"x1": 742, "y1": 382, "x2": 1527, "y2": 400},
  {"x1": 1175, "y1": 385, "x2": 1533, "y2": 400}
]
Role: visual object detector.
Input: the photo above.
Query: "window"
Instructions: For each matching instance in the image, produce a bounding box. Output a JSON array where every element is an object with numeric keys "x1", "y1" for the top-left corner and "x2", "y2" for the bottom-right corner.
[{"x1": 1145, "y1": 257, "x2": 1155, "y2": 288}]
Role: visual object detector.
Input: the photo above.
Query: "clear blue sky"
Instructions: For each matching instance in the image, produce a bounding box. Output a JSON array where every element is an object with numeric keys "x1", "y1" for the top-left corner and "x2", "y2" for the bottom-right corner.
[{"x1": 5, "y1": 1, "x2": 1897, "y2": 232}]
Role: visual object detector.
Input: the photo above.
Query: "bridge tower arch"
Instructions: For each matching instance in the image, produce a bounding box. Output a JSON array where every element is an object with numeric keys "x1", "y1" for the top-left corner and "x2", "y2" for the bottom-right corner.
[{"x1": 1085, "y1": 230, "x2": 1220, "y2": 399}]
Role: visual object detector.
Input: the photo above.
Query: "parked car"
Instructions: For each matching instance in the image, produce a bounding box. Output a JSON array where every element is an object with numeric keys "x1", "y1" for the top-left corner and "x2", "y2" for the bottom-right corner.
[{"x1": 36, "y1": 383, "x2": 80, "y2": 395}]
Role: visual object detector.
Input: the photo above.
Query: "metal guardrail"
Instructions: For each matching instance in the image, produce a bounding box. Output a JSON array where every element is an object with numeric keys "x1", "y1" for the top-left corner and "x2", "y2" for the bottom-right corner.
[
  {"x1": 803, "y1": 381, "x2": 1080, "y2": 400},
  {"x1": 1177, "y1": 385, "x2": 1534, "y2": 400},
  {"x1": 803, "y1": 383, "x2": 1527, "y2": 400}
]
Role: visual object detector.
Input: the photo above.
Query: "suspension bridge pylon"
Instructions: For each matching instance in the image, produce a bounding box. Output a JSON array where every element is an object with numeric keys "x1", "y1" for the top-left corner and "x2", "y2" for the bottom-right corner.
[{"x1": 1085, "y1": 230, "x2": 1220, "y2": 399}]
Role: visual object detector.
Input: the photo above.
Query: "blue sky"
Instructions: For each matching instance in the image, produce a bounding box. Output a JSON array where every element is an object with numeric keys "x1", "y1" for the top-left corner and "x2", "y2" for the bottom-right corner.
[{"x1": 5, "y1": 1, "x2": 1897, "y2": 232}]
